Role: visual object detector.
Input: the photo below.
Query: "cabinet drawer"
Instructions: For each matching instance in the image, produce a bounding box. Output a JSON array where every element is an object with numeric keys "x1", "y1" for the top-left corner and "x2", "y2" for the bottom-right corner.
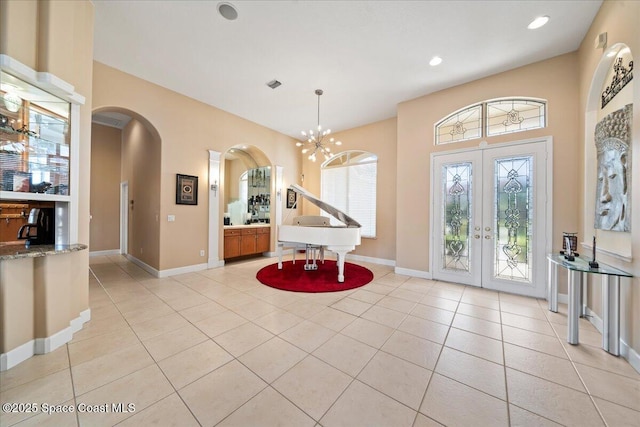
[
  {"x1": 241, "y1": 228, "x2": 257, "y2": 235},
  {"x1": 224, "y1": 229, "x2": 241, "y2": 236},
  {"x1": 257, "y1": 227, "x2": 270, "y2": 235}
]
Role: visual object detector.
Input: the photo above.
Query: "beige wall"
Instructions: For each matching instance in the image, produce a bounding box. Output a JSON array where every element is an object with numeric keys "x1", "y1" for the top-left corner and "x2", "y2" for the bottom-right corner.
[
  {"x1": 90, "y1": 123, "x2": 122, "y2": 252},
  {"x1": 396, "y1": 53, "x2": 581, "y2": 273},
  {"x1": 301, "y1": 117, "x2": 397, "y2": 262},
  {"x1": 121, "y1": 119, "x2": 161, "y2": 267},
  {"x1": 0, "y1": 0, "x2": 38, "y2": 67},
  {"x1": 577, "y1": 0, "x2": 640, "y2": 363},
  {"x1": 92, "y1": 61, "x2": 301, "y2": 270}
]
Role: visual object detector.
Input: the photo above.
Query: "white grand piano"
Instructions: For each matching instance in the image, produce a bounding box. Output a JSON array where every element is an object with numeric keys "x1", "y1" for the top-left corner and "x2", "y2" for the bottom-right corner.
[{"x1": 277, "y1": 184, "x2": 361, "y2": 282}]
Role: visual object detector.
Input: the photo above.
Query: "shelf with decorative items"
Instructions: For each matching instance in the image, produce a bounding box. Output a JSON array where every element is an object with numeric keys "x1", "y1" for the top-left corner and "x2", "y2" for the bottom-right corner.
[{"x1": 1, "y1": 80, "x2": 71, "y2": 201}]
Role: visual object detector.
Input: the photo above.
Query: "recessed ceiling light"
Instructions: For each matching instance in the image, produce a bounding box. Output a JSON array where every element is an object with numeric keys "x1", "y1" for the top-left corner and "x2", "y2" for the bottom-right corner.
[
  {"x1": 528, "y1": 15, "x2": 549, "y2": 30},
  {"x1": 218, "y1": 2, "x2": 238, "y2": 21},
  {"x1": 429, "y1": 56, "x2": 443, "y2": 66}
]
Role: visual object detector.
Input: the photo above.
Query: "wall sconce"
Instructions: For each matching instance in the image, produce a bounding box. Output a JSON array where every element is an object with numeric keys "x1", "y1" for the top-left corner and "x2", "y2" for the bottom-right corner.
[{"x1": 211, "y1": 180, "x2": 218, "y2": 196}]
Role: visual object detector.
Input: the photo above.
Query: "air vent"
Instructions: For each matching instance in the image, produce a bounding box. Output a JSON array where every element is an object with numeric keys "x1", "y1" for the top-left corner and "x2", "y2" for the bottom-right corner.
[
  {"x1": 92, "y1": 112, "x2": 132, "y2": 129},
  {"x1": 266, "y1": 80, "x2": 282, "y2": 89}
]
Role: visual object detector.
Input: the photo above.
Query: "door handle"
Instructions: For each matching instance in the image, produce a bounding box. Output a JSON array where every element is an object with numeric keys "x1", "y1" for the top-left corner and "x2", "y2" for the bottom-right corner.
[
  {"x1": 485, "y1": 235, "x2": 492, "y2": 239},
  {"x1": 474, "y1": 234, "x2": 480, "y2": 239},
  {"x1": 485, "y1": 227, "x2": 491, "y2": 231}
]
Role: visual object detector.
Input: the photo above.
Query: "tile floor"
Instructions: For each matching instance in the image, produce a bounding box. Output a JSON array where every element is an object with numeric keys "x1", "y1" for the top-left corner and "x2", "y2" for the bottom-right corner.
[{"x1": 1, "y1": 254, "x2": 640, "y2": 426}]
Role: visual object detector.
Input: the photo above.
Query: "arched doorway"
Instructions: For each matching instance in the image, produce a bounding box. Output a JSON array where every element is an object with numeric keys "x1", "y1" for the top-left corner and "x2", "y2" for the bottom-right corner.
[
  {"x1": 215, "y1": 145, "x2": 275, "y2": 265},
  {"x1": 90, "y1": 108, "x2": 161, "y2": 270}
]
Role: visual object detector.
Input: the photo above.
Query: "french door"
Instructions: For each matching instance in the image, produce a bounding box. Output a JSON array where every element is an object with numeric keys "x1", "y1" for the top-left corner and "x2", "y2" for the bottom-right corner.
[{"x1": 432, "y1": 139, "x2": 551, "y2": 298}]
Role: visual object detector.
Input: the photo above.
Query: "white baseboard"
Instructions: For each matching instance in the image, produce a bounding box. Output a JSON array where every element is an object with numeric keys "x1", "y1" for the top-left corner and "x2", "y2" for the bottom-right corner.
[
  {"x1": 584, "y1": 306, "x2": 604, "y2": 333},
  {"x1": 208, "y1": 259, "x2": 225, "y2": 269},
  {"x1": 620, "y1": 339, "x2": 640, "y2": 374},
  {"x1": 1, "y1": 309, "x2": 91, "y2": 371},
  {"x1": 394, "y1": 266, "x2": 433, "y2": 279},
  {"x1": 346, "y1": 253, "x2": 396, "y2": 267},
  {"x1": 158, "y1": 252, "x2": 395, "y2": 277},
  {"x1": 89, "y1": 249, "x2": 121, "y2": 257},
  {"x1": 0, "y1": 340, "x2": 34, "y2": 371},
  {"x1": 126, "y1": 254, "x2": 213, "y2": 278},
  {"x1": 158, "y1": 263, "x2": 209, "y2": 278},
  {"x1": 34, "y1": 327, "x2": 72, "y2": 354},
  {"x1": 558, "y1": 293, "x2": 568, "y2": 305},
  {"x1": 70, "y1": 308, "x2": 91, "y2": 333},
  {"x1": 125, "y1": 254, "x2": 159, "y2": 276}
]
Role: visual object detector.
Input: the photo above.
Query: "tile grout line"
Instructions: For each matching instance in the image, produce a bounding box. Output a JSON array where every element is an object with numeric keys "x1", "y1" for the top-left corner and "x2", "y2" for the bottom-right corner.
[
  {"x1": 89, "y1": 264, "x2": 203, "y2": 425},
  {"x1": 409, "y1": 280, "x2": 463, "y2": 427},
  {"x1": 498, "y1": 293, "x2": 512, "y2": 427},
  {"x1": 542, "y1": 303, "x2": 610, "y2": 427}
]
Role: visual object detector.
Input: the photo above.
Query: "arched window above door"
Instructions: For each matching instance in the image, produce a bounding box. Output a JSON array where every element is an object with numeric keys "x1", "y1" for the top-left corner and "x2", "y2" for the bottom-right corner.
[{"x1": 435, "y1": 97, "x2": 547, "y2": 145}]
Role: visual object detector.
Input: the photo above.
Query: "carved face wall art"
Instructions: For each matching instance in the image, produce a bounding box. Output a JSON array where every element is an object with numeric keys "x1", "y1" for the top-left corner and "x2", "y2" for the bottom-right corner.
[{"x1": 594, "y1": 104, "x2": 632, "y2": 232}]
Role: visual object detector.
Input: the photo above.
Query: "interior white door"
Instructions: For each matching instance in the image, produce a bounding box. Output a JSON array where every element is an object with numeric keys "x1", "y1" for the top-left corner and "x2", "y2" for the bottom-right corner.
[
  {"x1": 432, "y1": 140, "x2": 550, "y2": 298},
  {"x1": 120, "y1": 181, "x2": 128, "y2": 255}
]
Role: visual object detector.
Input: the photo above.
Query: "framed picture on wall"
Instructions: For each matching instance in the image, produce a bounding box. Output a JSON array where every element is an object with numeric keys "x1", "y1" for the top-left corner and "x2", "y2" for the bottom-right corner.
[
  {"x1": 286, "y1": 188, "x2": 297, "y2": 209},
  {"x1": 176, "y1": 174, "x2": 198, "y2": 205}
]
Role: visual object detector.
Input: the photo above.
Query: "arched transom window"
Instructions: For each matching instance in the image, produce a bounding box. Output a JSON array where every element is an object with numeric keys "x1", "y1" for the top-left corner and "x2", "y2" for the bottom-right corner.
[{"x1": 435, "y1": 97, "x2": 546, "y2": 145}]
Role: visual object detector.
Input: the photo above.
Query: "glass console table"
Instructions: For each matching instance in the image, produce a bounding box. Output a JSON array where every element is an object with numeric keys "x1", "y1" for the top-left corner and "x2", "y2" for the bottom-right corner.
[{"x1": 547, "y1": 253, "x2": 632, "y2": 356}]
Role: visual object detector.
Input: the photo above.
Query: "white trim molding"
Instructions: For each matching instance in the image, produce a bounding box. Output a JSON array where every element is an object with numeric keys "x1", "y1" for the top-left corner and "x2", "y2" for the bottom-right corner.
[
  {"x1": 394, "y1": 266, "x2": 433, "y2": 280},
  {"x1": 0, "y1": 309, "x2": 91, "y2": 371},
  {"x1": 90, "y1": 249, "x2": 121, "y2": 257}
]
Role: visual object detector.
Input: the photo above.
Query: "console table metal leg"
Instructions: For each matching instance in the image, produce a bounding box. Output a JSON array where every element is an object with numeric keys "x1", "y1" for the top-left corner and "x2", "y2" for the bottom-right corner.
[
  {"x1": 602, "y1": 275, "x2": 620, "y2": 356},
  {"x1": 581, "y1": 272, "x2": 588, "y2": 317},
  {"x1": 548, "y1": 258, "x2": 558, "y2": 312},
  {"x1": 567, "y1": 269, "x2": 582, "y2": 344}
]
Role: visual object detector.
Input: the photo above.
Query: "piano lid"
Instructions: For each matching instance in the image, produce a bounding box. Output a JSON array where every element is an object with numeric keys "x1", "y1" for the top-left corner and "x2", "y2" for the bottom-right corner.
[{"x1": 289, "y1": 184, "x2": 361, "y2": 228}]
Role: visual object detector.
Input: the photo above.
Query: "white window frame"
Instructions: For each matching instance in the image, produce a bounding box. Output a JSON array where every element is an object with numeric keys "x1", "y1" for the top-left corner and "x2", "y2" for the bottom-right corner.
[{"x1": 321, "y1": 151, "x2": 377, "y2": 238}]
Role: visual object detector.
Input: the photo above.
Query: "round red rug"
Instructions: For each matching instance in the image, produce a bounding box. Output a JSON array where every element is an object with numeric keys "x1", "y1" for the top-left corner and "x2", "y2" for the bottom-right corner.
[{"x1": 256, "y1": 260, "x2": 374, "y2": 293}]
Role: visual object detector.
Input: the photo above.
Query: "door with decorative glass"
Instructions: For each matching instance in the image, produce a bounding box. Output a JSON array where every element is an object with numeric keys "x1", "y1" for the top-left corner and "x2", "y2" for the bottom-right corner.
[{"x1": 432, "y1": 139, "x2": 550, "y2": 298}]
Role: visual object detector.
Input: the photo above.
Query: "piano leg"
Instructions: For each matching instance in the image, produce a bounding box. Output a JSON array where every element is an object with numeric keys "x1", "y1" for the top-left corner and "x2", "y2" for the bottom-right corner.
[
  {"x1": 335, "y1": 250, "x2": 347, "y2": 283},
  {"x1": 304, "y1": 244, "x2": 320, "y2": 271}
]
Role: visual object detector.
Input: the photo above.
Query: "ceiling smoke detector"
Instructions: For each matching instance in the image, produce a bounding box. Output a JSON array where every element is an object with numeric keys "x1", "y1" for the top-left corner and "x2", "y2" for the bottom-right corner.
[
  {"x1": 266, "y1": 79, "x2": 282, "y2": 89},
  {"x1": 217, "y1": 2, "x2": 238, "y2": 21}
]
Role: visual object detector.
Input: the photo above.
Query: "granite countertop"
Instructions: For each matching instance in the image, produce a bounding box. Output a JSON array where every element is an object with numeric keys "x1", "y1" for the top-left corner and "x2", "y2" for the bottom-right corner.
[
  {"x1": 224, "y1": 223, "x2": 271, "y2": 229},
  {"x1": 0, "y1": 242, "x2": 88, "y2": 261}
]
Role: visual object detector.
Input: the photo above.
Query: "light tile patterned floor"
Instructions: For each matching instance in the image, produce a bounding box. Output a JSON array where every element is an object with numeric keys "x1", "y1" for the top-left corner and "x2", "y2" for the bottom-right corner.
[{"x1": 2, "y1": 254, "x2": 640, "y2": 426}]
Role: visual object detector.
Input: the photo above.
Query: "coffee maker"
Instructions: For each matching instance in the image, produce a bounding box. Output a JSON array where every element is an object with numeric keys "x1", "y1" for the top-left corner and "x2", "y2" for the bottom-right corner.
[{"x1": 17, "y1": 208, "x2": 55, "y2": 247}]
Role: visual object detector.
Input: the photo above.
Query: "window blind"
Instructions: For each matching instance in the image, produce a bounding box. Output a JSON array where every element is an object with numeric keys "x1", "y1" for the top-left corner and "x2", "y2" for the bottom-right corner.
[{"x1": 321, "y1": 160, "x2": 377, "y2": 238}]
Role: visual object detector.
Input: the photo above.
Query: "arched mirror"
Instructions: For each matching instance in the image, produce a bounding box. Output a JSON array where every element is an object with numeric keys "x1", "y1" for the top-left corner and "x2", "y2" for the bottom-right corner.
[{"x1": 223, "y1": 145, "x2": 271, "y2": 226}]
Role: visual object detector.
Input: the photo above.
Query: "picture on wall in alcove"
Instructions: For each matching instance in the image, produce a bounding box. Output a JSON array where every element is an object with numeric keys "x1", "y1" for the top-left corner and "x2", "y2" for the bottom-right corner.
[{"x1": 594, "y1": 103, "x2": 632, "y2": 232}]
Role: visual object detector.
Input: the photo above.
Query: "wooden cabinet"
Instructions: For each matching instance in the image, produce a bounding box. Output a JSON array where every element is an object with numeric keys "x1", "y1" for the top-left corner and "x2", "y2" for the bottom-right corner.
[
  {"x1": 240, "y1": 227, "x2": 257, "y2": 255},
  {"x1": 224, "y1": 226, "x2": 270, "y2": 260},
  {"x1": 257, "y1": 227, "x2": 270, "y2": 252},
  {"x1": 224, "y1": 229, "x2": 242, "y2": 259}
]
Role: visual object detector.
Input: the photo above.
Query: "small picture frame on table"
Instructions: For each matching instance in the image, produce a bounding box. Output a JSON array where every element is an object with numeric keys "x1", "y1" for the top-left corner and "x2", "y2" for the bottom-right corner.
[
  {"x1": 2, "y1": 170, "x2": 31, "y2": 192},
  {"x1": 176, "y1": 174, "x2": 198, "y2": 205},
  {"x1": 286, "y1": 188, "x2": 297, "y2": 209}
]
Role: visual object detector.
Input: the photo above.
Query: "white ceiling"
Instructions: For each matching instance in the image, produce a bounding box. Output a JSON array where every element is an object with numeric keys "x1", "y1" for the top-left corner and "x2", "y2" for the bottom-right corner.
[{"x1": 92, "y1": 0, "x2": 602, "y2": 139}]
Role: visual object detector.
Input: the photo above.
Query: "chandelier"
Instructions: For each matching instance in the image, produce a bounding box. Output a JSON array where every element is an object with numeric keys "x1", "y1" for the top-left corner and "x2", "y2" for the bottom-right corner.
[{"x1": 296, "y1": 89, "x2": 342, "y2": 162}]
